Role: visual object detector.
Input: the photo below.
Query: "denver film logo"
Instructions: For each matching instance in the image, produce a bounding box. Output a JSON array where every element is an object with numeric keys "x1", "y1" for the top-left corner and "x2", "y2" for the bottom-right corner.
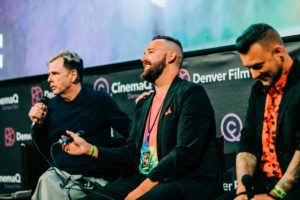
[
  {"x1": 220, "y1": 113, "x2": 243, "y2": 142},
  {"x1": 94, "y1": 77, "x2": 110, "y2": 94},
  {"x1": 0, "y1": 33, "x2": 3, "y2": 69},
  {"x1": 179, "y1": 68, "x2": 191, "y2": 81},
  {"x1": 4, "y1": 127, "x2": 16, "y2": 147}
]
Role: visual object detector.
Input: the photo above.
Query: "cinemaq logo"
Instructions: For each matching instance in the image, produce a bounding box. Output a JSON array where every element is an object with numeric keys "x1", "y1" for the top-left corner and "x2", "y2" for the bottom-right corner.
[
  {"x1": 0, "y1": 93, "x2": 19, "y2": 110},
  {"x1": 179, "y1": 68, "x2": 191, "y2": 81},
  {"x1": 220, "y1": 113, "x2": 243, "y2": 142},
  {"x1": 94, "y1": 77, "x2": 110, "y2": 94},
  {"x1": 0, "y1": 173, "x2": 21, "y2": 183},
  {"x1": 94, "y1": 77, "x2": 153, "y2": 96},
  {"x1": 4, "y1": 127, "x2": 15, "y2": 147}
]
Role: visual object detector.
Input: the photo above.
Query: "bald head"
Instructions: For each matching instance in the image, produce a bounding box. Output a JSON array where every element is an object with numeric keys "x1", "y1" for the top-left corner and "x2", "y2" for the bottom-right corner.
[{"x1": 152, "y1": 35, "x2": 183, "y2": 67}]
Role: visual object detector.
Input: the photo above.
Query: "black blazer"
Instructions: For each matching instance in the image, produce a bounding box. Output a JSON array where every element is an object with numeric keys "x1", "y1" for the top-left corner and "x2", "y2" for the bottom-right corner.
[
  {"x1": 98, "y1": 77, "x2": 221, "y2": 200},
  {"x1": 239, "y1": 58, "x2": 300, "y2": 175}
]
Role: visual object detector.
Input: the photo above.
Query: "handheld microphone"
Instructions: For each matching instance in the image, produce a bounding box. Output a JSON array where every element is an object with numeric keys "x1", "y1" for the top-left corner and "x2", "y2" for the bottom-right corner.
[
  {"x1": 242, "y1": 174, "x2": 254, "y2": 199},
  {"x1": 58, "y1": 130, "x2": 85, "y2": 144},
  {"x1": 31, "y1": 96, "x2": 50, "y2": 129}
]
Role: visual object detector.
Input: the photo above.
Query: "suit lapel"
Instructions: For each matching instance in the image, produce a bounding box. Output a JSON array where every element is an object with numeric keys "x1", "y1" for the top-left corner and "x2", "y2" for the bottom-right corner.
[
  {"x1": 136, "y1": 94, "x2": 154, "y2": 146},
  {"x1": 156, "y1": 77, "x2": 182, "y2": 150},
  {"x1": 257, "y1": 92, "x2": 266, "y2": 147},
  {"x1": 136, "y1": 77, "x2": 182, "y2": 153},
  {"x1": 159, "y1": 77, "x2": 181, "y2": 122},
  {"x1": 277, "y1": 89, "x2": 293, "y2": 126},
  {"x1": 278, "y1": 59, "x2": 300, "y2": 127}
]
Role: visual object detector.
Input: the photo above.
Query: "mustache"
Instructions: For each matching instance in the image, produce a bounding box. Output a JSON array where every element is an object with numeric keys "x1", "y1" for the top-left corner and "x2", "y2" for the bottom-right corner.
[
  {"x1": 142, "y1": 61, "x2": 152, "y2": 66},
  {"x1": 258, "y1": 73, "x2": 268, "y2": 80}
]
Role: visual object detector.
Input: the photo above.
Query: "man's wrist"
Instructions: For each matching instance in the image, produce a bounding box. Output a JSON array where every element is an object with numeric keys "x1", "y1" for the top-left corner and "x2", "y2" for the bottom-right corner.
[
  {"x1": 87, "y1": 144, "x2": 98, "y2": 158},
  {"x1": 267, "y1": 192, "x2": 278, "y2": 199},
  {"x1": 89, "y1": 145, "x2": 96, "y2": 157},
  {"x1": 235, "y1": 185, "x2": 247, "y2": 198},
  {"x1": 236, "y1": 185, "x2": 246, "y2": 194},
  {"x1": 235, "y1": 191, "x2": 247, "y2": 197},
  {"x1": 271, "y1": 185, "x2": 286, "y2": 199}
]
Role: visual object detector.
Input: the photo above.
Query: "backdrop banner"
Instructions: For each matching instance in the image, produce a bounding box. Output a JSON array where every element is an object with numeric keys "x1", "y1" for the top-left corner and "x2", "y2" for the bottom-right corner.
[{"x1": 1, "y1": 41, "x2": 300, "y2": 193}]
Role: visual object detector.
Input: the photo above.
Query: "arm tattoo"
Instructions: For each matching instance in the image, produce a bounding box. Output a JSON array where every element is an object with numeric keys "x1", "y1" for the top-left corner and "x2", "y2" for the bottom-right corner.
[
  {"x1": 236, "y1": 152, "x2": 257, "y2": 187},
  {"x1": 276, "y1": 150, "x2": 300, "y2": 192}
]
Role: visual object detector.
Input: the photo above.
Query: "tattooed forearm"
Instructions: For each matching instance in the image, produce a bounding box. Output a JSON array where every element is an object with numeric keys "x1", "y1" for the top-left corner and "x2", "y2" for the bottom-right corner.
[
  {"x1": 276, "y1": 150, "x2": 300, "y2": 192},
  {"x1": 236, "y1": 152, "x2": 257, "y2": 186}
]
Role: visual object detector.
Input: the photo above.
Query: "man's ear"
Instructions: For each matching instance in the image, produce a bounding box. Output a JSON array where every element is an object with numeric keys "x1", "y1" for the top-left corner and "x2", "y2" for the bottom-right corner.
[
  {"x1": 273, "y1": 46, "x2": 283, "y2": 54},
  {"x1": 273, "y1": 46, "x2": 285, "y2": 64},
  {"x1": 70, "y1": 70, "x2": 79, "y2": 83},
  {"x1": 167, "y1": 51, "x2": 177, "y2": 64}
]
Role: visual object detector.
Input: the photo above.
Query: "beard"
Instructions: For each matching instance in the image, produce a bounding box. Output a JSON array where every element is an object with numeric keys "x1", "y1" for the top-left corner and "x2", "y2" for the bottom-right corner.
[
  {"x1": 271, "y1": 64, "x2": 284, "y2": 86},
  {"x1": 140, "y1": 58, "x2": 166, "y2": 83},
  {"x1": 260, "y1": 63, "x2": 283, "y2": 87}
]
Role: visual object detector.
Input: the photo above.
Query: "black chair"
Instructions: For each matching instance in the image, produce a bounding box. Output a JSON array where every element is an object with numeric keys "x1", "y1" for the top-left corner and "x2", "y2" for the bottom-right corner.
[
  {"x1": 0, "y1": 190, "x2": 33, "y2": 200},
  {"x1": 20, "y1": 143, "x2": 48, "y2": 198},
  {"x1": 0, "y1": 143, "x2": 46, "y2": 200},
  {"x1": 216, "y1": 135, "x2": 225, "y2": 172}
]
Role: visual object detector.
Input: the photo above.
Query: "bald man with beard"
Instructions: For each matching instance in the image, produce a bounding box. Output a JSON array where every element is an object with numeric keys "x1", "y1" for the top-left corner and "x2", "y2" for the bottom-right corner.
[{"x1": 63, "y1": 35, "x2": 221, "y2": 200}]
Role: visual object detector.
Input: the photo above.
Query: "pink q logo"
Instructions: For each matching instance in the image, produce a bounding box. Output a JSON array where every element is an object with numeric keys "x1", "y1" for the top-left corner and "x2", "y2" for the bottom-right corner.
[
  {"x1": 221, "y1": 113, "x2": 243, "y2": 142},
  {"x1": 179, "y1": 68, "x2": 191, "y2": 81},
  {"x1": 31, "y1": 86, "x2": 43, "y2": 105},
  {"x1": 4, "y1": 127, "x2": 16, "y2": 147},
  {"x1": 93, "y1": 78, "x2": 110, "y2": 94}
]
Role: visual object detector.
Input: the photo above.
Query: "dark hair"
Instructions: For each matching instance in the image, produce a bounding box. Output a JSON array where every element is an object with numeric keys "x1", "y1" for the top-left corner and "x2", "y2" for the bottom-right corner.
[
  {"x1": 152, "y1": 35, "x2": 183, "y2": 52},
  {"x1": 236, "y1": 23, "x2": 283, "y2": 54},
  {"x1": 152, "y1": 35, "x2": 184, "y2": 67},
  {"x1": 48, "y1": 50, "x2": 84, "y2": 83}
]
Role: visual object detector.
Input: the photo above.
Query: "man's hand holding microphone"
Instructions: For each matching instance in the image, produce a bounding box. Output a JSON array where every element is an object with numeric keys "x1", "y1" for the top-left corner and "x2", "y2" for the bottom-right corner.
[{"x1": 29, "y1": 97, "x2": 49, "y2": 129}]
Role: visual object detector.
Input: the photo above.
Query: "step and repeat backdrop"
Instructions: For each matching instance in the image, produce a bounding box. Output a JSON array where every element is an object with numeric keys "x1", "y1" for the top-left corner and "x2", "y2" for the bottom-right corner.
[{"x1": 1, "y1": 41, "x2": 300, "y2": 193}]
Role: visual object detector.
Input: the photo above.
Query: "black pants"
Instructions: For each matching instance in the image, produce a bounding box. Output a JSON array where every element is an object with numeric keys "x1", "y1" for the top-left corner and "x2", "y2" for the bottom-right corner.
[{"x1": 83, "y1": 174, "x2": 185, "y2": 200}]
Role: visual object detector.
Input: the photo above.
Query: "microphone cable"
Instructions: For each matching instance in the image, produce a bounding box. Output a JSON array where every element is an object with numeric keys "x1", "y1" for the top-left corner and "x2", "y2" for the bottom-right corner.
[
  {"x1": 49, "y1": 142, "x2": 115, "y2": 200},
  {"x1": 30, "y1": 126, "x2": 72, "y2": 197},
  {"x1": 30, "y1": 125, "x2": 85, "y2": 200},
  {"x1": 48, "y1": 132, "x2": 115, "y2": 200},
  {"x1": 29, "y1": 96, "x2": 52, "y2": 166},
  {"x1": 30, "y1": 125, "x2": 53, "y2": 167},
  {"x1": 49, "y1": 130, "x2": 85, "y2": 168},
  {"x1": 29, "y1": 99, "x2": 114, "y2": 199},
  {"x1": 29, "y1": 96, "x2": 71, "y2": 196}
]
